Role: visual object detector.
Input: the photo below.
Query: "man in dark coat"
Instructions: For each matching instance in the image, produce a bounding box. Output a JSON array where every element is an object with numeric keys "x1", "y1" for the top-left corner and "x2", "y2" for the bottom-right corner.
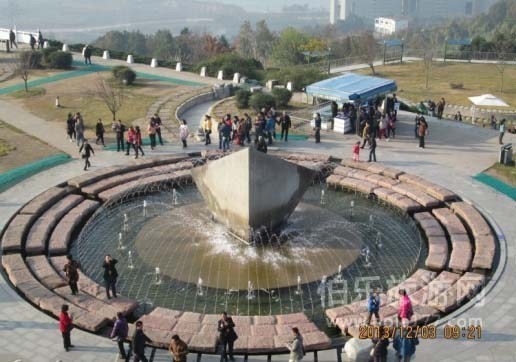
[
  {"x1": 79, "y1": 139, "x2": 94, "y2": 171},
  {"x1": 102, "y1": 255, "x2": 118, "y2": 298},
  {"x1": 63, "y1": 255, "x2": 80, "y2": 295},
  {"x1": 132, "y1": 321, "x2": 152, "y2": 362},
  {"x1": 84, "y1": 45, "x2": 92, "y2": 64},
  {"x1": 280, "y1": 111, "x2": 292, "y2": 142},
  {"x1": 111, "y1": 312, "x2": 129, "y2": 360},
  {"x1": 29, "y1": 34, "x2": 36, "y2": 50},
  {"x1": 218, "y1": 312, "x2": 238, "y2": 361},
  {"x1": 9, "y1": 29, "x2": 17, "y2": 49},
  {"x1": 37, "y1": 30, "x2": 44, "y2": 49}
]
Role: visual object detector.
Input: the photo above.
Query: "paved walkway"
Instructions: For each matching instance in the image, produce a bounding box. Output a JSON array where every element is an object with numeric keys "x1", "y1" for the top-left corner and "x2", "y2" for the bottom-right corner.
[{"x1": 1, "y1": 81, "x2": 516, "y2": 361}]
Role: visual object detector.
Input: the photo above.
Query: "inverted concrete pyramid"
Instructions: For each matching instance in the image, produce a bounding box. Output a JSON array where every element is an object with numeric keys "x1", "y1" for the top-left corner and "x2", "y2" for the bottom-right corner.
[{"x1": 191, "y1": 148, "x2": 316, "y2": 241}]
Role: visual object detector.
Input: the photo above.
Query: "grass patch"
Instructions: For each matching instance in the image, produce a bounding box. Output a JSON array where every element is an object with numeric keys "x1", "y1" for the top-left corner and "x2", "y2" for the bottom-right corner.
[
  {"x1": 358, "y1": 62, "x2": 516, "y2": 108},
  {"x1": 10, "y1": 87, "x2": 46, "y2": 98},
  {"x1": 485, "y1": 159, "x2": 516, "y2": 187},
  {"x1": 0, "y1": 138, "x2": 16, "y2": 156}
]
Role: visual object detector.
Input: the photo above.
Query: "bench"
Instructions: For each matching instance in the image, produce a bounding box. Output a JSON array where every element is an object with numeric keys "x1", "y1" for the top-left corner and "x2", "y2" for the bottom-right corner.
[
  {"x1": 25, "y1": 195, "x2": 84, "y2": 255},
  {"x1": 81, "y1": 169, "x2": 157, "y2": 196},
  {"x1": 450, "y1": 202, "x2": 496, "y2": 270},
  {"x1": 432, "y1": 208, "x2": 472, "y2": 272},
  {"x1": 1, "y1": 214, "x2": 35, "y2": 253},
  {"x1": 391, "y1": 183, "x2": 440, "y2": 208},
  {"x1": 98, "y1": 170, "x2": 191, "y2": 202},
  {"x1": 19, "y1": 186, "x2": 70, "y2": 215},
  {"x1": 410, "y1": 271, "x2": 461, "y2": 306},
  {"x1": 398, "y1": 174, "x2": 456, "y2": 202},
  {"x1": 26, "y1": 256, "x2": 68, "y2": 290},
  {"x1": 48, "y1": 200, "x2": 100, "y2": 255},
  {"x1": 427, "y1": 272, "x2": 485, "y2": 313}
]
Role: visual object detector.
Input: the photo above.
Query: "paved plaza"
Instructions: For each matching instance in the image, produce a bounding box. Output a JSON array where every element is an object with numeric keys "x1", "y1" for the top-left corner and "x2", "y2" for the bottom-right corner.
[{"x1": 1, "y1": 55, "x2": 515, "y2": 362}]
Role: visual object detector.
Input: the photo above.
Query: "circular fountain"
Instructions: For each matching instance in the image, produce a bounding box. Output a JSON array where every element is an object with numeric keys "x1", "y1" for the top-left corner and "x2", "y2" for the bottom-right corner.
[{"x1": 75, "y1": 149, "x2": 424, "y2": 321}]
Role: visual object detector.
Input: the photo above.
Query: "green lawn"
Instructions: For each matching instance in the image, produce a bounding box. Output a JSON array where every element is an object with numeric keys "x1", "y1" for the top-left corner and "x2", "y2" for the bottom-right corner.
[{"x1": 485, "y1": 159, "x2": 516, "y2": 187}]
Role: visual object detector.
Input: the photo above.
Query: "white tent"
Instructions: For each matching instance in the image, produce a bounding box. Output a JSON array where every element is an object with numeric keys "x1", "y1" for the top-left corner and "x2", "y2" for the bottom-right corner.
[{"x1": 468, "y1": 94, "x2": 509, "y2": 122}]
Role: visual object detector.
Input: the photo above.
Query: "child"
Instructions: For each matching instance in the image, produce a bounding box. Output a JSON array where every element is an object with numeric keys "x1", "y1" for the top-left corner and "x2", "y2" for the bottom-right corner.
[{"x1": 352, "y1": 141, "x2": 360, "y2": 162}]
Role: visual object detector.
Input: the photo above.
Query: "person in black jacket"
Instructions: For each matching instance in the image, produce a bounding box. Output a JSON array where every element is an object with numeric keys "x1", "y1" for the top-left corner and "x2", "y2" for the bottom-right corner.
[
  {"x1": 29, "y1": 34, "x2": 36, "y2": 50},
  {"x1": 84, "y1": 45, "x2": 92, "y2": 64},
  {"x1": 280, "y1": 112, "x2": 292, "y2": 142},
  {"x1": 218, "y1": 312, "x2": 238, "y2": 361},
  {"x1": 132, "y1": 321, "x2": 152, "y2": 362},
  {"x1": 37, "y1": 30, "x2": 44, "y2": 49},
  {"x1": 102, "y1": 255, "x2": 118, "y2": 299},
  {"x1": 79, "y1": 139, "x2": 94, "y2": 171},
  {"x1": 368, "y1": 136, "x2": 377, "y2": 162},
  {"x1": 314, "y1": 113, "x2": 322, "y2": 143},
  {"x1": 63, "y1": 255, "x2": 80, "y2": 295},
  {"x1": 66, "y1": 113, "x2": 76, "y2": 141},
  {"x1": 95, "y1": 119, "x2": 105, "y2": 146},
  {"x1": 112, "y1": 120, "x2": 126, "y2": 152},
  {"x1": 9, "y1": 29, "x2": 17, "y2": 49}
]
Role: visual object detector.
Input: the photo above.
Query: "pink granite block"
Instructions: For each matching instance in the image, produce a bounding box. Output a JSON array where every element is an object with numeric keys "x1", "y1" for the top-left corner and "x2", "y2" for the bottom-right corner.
[
  {"x1": 252, "y1": 315, "x2": 275, "y2": 325},
  {"x1": 302, "y1": 331, "x2": 331, "y2": 350},
  {"x1": 247, "y1": 335, "x2": 275, "y2": 353},
  {"x1": 251, "y1": 324, "x2": 277, "y2": 336},
  {"x1": 1, "y1": 214, "x2": 35, "y2": 253},
  {"x1": 172, "y1": 321, "x2": 201, "y2": 334},
  {"x1": 189, "y1": 333, "x2": 218, "y2": 353},
  {"x1": 150, "y1": 307, "x2": 182, "y2": 320},
  {"x1": 201, "y1": 314, "x2": 220, "y2": 325},
  {"x1": 178, "y1": 311, "x2": 203, "y2": 323},
  {"x1": 276, "y1": 313, "x2": 309, "y2": 325},
  {"x1": 325, "y1": 305, "x2": 353, "y2": 322},
  {"x1": 233, "y1": 336, "x2": 249, "y2": 353}
]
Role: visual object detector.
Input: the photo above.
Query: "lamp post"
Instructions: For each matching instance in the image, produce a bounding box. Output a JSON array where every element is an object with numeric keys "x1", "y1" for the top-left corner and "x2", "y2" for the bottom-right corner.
[{"x1": 327, "y1": 47, "x2": 332, "y2": 75}]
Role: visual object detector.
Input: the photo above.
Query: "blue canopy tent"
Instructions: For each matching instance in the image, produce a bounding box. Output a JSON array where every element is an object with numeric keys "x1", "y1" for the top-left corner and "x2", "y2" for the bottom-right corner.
[{"x1": 305, "y1": 73, "x2": 397, "y2": 104}]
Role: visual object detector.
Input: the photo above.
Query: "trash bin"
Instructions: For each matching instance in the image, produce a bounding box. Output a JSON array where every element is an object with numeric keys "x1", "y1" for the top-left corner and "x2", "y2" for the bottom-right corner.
[{"x1": 499, "y1": 143, "x2": 513, "y2": 165}]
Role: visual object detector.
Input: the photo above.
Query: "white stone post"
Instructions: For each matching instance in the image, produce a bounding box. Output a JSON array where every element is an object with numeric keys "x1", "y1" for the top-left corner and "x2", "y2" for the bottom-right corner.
[
  {"x1": 217, "y1": 70, "x2": 224, "y2": 80},
  {"x1": 102, "y1": 50, "x2": 110, "y2": 60},
  {"x1": 175, "y1": 62, "x2": 182, "y2": 72},
  {"x1": 200, "y1": 67, "x2": 207, "y2": 77},
  {"x1": 232, "y1": 73, "x2": 240, "y2": 84},
  {"x1": 43, "y1": 41, "x2": 49, "y2": 49},
  {"x1": 127, "y1": 55, "x2": 134, "y2": 64},
  {"x1": 286, "y1": 82, "x2": 293, "y2": 91},
  {"x1": 62, "y1": 44, "x2": 69, "y2": 52},
  {"x1": 150, "y1": 58, "x2": 158, "y2": 68}
]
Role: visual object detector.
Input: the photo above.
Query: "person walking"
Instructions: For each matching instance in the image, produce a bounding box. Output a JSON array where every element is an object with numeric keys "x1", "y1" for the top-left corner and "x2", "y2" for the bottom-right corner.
[
  {"x1": 111, "y1": 312, "x2": 129, "y2": 360},
  {"x1": 280, "y1": 112, "x2": 292, "y2": 142},
  {"x1": 414, "y1": 114, "x2": 421, "y2": 139},
  {"x1": 59, "y1": 304, "x2": 74, "y2": 352},
  {"x1": 378, "y1": 116, "x2": 386, "y2": 140},
  {"x1": 352, "y1": 141, "x2": 360, "y2": 162},
  {"x1": 490, "y1": 114, "x2": 497, "y2": 130},
  {"x1": 256, "y1": 135, "x2": 268, "y2": 153},
  {"x1": 254, "y1": 114, "x2": 264, "y2": 144},
  {"x1": 179, "y1": 120, "x2": 189, "y2": 148},
  {"x1": 286, "y1": 327, "x2": 304, "y2": 362},
  {"x1": 314, "y1": 113, "x2": 322, "y2": 143},
  {"x1": 132, "y1": 321, "x2": 152, "y2": 362},
  {"x1": 103, "y1": 255, "x2": 118, "y2": 299},
  {"x1": 95, "y1": 119, "x2": 105, "y2": 146},
  {"x1": 499, "y1": 119, "x2": 506, "y2": 145},
  {"x1": 397, "y1": 289, "x2": 413, "y2": 323},
  {"x1": 125, "y1": 126, "x2": 136, "y2": 156},
  {"x1": 134, "y1": 126, "x2": 145, "y2": 158},
  {"x1": 37, "y1": 30, "x2": 44, "y2": 49},
  {"x1": 147, "y1": 121, "x2": 157, "y2": 150},
  {"x1": 393, "y1": 320, "x2": 419, "y2": 362},
  {"x1": 237, "y1": 118, "x2": 246, "y2": 146},
  {"x1": 79, "y1": 139, "x2": 94, "y2": 171},
  {"x1": 388, "y1": 114, "x2": 396, "y2": 139},
  {"x1": 152, "y1": 114, "x2": 164, "y2": 146},
  {"x1": 66, "y1": 113, "x2": 76, "y2": 142},
  {"x1": 9, "y1": 29, "x2": 17, "y2": 49},
  {"x1": 83, "y1": 45, "x2": 92, "y2": 64},
  {"x1": 360, "y1": 122, "x2": 370, "y2": 149},
  {"x1": 418, "y1": 117, "x2": 428, "y2": 149},
  {"x1": 368, "y1": 136, "x2": 377, "y2": 162},
  {"x1": 203, "y1": 115, "x2": 212, "y2": 145},
  {"x1": 63, "y1": 255, "x2": 80, "y2": 295},
  {"x1": 75, "y1": 113, "x2": 85, "y2": 147},
  {"x1": 113, "y1": 120, "x2": 126, "y2": 152},
  {"x1": 218, "y1": 312, "x2": 238, "y2": 361},
  {"x1": 29, "y1": 34, "x2": 36, "y2": 50},
  {"x1": 169, "y1": 334, "x2": 189, "y2": 362},
  {"x1": 366, "y1": 289, "x2": 381, "y2": 324}
]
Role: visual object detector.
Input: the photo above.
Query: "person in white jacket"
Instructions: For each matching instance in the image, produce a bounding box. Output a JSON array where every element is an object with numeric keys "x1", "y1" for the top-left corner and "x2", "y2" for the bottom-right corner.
[
  {"x1": 179, "y1": 119, "x2": 189, "y2": 148},
  {"x1": 286, "y1": 327, "x2": 304, "y2": 362}
]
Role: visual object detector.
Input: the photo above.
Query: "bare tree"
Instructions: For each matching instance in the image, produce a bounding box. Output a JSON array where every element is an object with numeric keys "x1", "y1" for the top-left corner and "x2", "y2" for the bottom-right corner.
[
  {"x1": 423, "y1": 50, "x2": 433, "y2": 89},
  {"x1": 11, "y1": 51, "x2": 39, "y2": 92},
  {"x1": 355, "y1": 32, "x2": 379, "y2": 75},
  {"x1": 94, "y1": 75, "x2": 125, "y2": 121},
  {"x1": 495, "y1": 60, "x2": 506, "y2": 93}
]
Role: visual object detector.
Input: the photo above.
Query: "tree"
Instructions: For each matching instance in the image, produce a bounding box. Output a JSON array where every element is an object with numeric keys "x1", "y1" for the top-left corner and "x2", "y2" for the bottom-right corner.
[
  {"x1": 95, "y1": 75, "x2": 125, "y2": 121},
  {"x1": 354, "y1": 32, "x2": 378, "y2": 74},
  {"x1": 235, "y1": 21, "x2": 255, "y2": 59},
  {"x1": 270, "y1": 27, "x2": 308, "y2": 67},
  {"x1": 493, "y1": 31, "x2": 512, "y2": 92},
  {"x1": 254, "y1": 20, "x2": 275, "y2": 64},
  {"x1": 149, "y1": 29, "x2": 176, "y2": 60},
  {"x1": 423, "y1": 49, "x2": 433, "y2": 89},
  {"x1": 12, "y1": 51, "x2": 41, "y2": 93}
]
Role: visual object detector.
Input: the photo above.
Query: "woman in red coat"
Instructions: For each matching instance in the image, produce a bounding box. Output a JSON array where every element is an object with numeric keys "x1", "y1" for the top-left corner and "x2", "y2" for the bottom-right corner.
[
  {"x1": 134, "y1": 126, "x2": 145, "y2": 159},
  {"x1": 59, "y1": 304, "x2": 74, "y2": 351}
]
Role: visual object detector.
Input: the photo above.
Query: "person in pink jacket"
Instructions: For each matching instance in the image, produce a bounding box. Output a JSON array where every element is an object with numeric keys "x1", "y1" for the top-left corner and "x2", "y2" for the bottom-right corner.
[
  {"x1": 398, "y1": 289, "x2": 413, "y2": 323},
  {"x1": 125, "y1": 126, "x2": 136, "y2": 156}
]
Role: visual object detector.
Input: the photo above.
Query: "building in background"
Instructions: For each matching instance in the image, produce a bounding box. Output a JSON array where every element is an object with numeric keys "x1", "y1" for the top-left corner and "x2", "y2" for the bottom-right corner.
[
  {"x1": 331, "y1": 0, "x2": 498, "y2": 23},
  {"x1": 374, "y1": 17, "x2": 409, "y2": 35}
]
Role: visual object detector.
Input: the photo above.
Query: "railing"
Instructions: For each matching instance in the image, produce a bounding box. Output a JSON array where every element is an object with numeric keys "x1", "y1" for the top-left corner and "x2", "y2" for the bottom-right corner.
[{"x1": 121, "y1": 338, "x2": 347, "y2": 362}]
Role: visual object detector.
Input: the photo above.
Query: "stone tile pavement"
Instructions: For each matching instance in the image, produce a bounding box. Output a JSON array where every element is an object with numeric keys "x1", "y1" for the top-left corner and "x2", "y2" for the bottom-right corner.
[{"x1": 1, "y1": 92, "x2": 516, "y2": 362}]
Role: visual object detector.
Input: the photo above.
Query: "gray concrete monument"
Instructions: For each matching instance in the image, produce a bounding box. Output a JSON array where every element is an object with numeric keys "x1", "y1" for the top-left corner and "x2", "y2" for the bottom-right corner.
[{"x1": 191, "y1": 148, "x2": 316, "y2": 241}]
